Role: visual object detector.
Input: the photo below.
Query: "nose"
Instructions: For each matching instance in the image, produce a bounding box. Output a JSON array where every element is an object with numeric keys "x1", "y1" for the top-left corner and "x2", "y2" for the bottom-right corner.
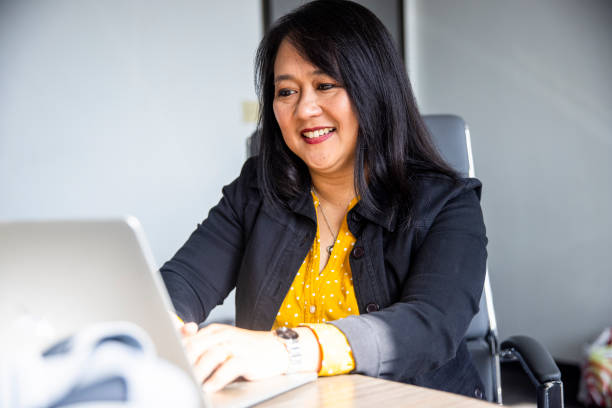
[{"x1": 295, "y1": 88, "x2": 322, "y2": 118}]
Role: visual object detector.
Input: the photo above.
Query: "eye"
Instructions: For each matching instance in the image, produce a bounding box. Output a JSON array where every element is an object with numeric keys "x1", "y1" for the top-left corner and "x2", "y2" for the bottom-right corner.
[
  {"x1": 318, "y1": 83, "x2": 336, "y2": 91},
  {"x1": 277, "y1": 88, "x2": 296, "y2": 97}
]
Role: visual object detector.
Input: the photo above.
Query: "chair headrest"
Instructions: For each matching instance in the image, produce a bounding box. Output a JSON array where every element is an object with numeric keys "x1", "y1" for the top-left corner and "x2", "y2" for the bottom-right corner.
[{"x1": 422, "y1": 114, "x2": 471, "y2": 178}]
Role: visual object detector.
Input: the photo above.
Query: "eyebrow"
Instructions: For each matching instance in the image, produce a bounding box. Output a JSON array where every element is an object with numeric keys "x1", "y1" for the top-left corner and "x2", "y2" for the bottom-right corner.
[{"x1": 274, "y1": 69, "x2": 327, "y2": 83}]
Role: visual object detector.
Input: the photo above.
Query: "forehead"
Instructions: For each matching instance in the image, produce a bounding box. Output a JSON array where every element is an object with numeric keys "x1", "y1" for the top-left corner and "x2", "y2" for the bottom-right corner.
[{"x1": 273, "y1": 39, "x2": 321, "y2": 80}]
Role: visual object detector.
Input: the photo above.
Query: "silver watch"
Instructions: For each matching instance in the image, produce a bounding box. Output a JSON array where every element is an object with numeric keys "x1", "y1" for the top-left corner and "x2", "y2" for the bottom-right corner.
[{"x1": 274, "y1": 326, "x2": 302, "y2": 373}]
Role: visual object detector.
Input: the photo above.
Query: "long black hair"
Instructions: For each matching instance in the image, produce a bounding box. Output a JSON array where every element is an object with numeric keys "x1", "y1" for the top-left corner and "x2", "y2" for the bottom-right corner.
[{"x1": 255, "y1": 0, "x2": 456, "y2": 227}]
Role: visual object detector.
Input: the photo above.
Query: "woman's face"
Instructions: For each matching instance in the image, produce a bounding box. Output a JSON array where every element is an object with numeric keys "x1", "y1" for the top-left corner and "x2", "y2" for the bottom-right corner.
[{"x1": 272, "y1": 39, "x2": 359, "y2": 179}]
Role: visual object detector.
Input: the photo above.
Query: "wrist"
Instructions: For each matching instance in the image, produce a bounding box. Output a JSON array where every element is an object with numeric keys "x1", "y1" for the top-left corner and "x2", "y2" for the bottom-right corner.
[
  {"x1": 272, "y1": 327, "x2": 320, "y2": 374},
  {"x1": 294, "y1": 327, "x2": 321, "y2": 373},
  {"x1": 273, "y1": 327, "x2": 301, "y2": 374}
]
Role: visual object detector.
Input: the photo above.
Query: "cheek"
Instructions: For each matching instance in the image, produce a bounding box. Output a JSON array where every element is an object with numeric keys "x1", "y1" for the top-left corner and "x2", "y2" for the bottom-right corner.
[
  {"x1": 273, "y1": 103, "x2": 289, "y2": 130},
  {"x1": 344, "y1": 108, "x2": 359, "y2": 143},
  {"x1": 272, "y1": 103, "x2": 281, "y2": 126},
  {"x1": 273, "y1": 105, "x2": 298, "y2": 148},
  {"x1": 335, "y1": 94, "x2": 359, "y2": 133},
  {"x1": 273, "y1": 104, "x2": 295, "y2": 149}
]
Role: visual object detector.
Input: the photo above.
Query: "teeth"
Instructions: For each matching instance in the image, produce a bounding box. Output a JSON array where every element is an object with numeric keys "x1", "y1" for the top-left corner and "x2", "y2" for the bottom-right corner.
[{"x1": 302, "y1": 127, "x2": 335, "y2": 138}]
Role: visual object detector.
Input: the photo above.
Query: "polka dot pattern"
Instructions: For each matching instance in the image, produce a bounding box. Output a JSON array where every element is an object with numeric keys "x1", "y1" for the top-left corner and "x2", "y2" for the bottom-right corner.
[{"x1": 272, "y1": 192, "x2": 360, "y2": 376}]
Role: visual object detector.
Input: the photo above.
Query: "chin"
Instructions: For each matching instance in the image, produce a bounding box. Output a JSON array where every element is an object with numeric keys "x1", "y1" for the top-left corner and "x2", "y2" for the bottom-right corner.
[{"x1": 305, "y1": 161, "x2": 343, "y2": 175}]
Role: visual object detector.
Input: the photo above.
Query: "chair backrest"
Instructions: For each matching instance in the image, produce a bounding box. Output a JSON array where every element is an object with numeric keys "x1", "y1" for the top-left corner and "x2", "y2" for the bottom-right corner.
[{"x1": 422, "y1": 114, "x2": 501, "y2": 403}]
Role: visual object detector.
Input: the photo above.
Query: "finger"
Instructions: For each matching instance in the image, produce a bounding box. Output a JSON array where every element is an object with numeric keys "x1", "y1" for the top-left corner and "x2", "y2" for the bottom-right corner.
[
  {"x1": 198, "y1": 323, "x2": 233, "y2": 337},
  {"x1": 203, "y1": 356, "x2": 242, "y2": 393},
  {"x1": 181, "y1": 322, "x2": 198, "y2": 337},
  {"x1": 192, "y1": 344, "x2": 233, "y2": 385},
  {"x1": 183, "y1": 327, "x2": 234, "y2": 365}
]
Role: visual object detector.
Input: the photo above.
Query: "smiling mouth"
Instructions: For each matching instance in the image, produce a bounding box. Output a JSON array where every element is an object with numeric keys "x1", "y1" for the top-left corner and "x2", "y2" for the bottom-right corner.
[{"x1": 301, "y1": 127, "x2": 336, "y2": 139}]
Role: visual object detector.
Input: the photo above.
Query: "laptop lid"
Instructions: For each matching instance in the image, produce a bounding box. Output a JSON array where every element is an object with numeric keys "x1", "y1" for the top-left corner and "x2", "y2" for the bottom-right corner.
[
  {"x1": 0, "y1": 217, "x2": 315, "y2": 407},
  {"x1": 0, "y1": 218, "x2": 188, "y2": 363}
]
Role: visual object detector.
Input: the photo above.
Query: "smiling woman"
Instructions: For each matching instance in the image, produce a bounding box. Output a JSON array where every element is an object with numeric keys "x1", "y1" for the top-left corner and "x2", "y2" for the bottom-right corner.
[
  {"x1": 161, "y1": 0, "x2": 488, "y2": 401},
  {"x1": 272, "y1": 40, "x2": 359, "y2": 183}
]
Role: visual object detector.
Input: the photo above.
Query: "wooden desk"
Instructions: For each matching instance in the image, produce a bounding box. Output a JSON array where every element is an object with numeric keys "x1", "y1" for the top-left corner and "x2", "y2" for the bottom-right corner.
[{"x1": 257, "y1": 375, "x2": 494, "y2": 407}]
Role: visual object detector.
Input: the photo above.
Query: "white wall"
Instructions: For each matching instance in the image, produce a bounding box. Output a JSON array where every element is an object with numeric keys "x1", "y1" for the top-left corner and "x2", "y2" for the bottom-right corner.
[
  {"x1": 4, "y1": 1, "x2": 611, "y2": 360},
  {"x1": 407, "y1": 0, "x2": 612, "y2": 363},
  {"x1": 0, "y1": 1, "x2": 262, "y2": 322}
]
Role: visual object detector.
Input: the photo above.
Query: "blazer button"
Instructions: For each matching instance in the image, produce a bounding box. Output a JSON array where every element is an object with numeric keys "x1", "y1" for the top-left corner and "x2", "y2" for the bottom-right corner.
[
  {"x1": 365, "y1": 303, "x2": 379, "y2": 313},
  {"x1": 352, "y1": 246, "x2": 364, "y2": 258},
  {"x1": 474, "y1": 386, "x2": 484, "y2": 399},
  {"x1": 351, "y1": 212, "x2": 362, "y2": 222}
]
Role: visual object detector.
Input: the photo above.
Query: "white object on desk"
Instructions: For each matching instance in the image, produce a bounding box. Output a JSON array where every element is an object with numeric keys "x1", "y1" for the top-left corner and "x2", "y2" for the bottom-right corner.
[{"x1": 1, "y1": 321, "x2": 200, "y2": 408}]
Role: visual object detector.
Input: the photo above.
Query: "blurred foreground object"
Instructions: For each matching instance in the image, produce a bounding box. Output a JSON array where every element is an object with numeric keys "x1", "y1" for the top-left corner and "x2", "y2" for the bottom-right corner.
[
  {"x1": 0, "y1": 321, "x2": 200, "y2": 408},
  {"x1": 579, "y1": 327, "x2": 612, "y2": 407}
]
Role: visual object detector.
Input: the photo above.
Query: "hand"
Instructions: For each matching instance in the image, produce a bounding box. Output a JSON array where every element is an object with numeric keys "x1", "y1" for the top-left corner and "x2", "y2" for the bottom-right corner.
[
  {"x1": 170, "y1": 312, "x2": 187, "y2": 331},
  {"x1": 182, "y1": 324, "x2": 290, "y2": 393}
]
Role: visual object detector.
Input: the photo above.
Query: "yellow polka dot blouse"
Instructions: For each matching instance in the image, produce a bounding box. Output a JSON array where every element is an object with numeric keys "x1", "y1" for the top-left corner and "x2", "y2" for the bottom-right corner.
[{"x1": 272, "y1": 192, "x2": 360, "y2": 376}]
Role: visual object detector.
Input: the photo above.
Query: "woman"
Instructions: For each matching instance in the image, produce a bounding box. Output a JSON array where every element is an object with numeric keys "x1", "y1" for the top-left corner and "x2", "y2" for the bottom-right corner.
[{"x1": 161, "y1": 0, "x2": 487, "y2": 399}]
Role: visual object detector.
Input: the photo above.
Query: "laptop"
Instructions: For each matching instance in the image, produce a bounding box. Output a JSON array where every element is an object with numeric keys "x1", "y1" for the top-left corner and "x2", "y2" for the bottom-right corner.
[{"x1": 0, "y1": 217, "x2": 316, "y2": 408}]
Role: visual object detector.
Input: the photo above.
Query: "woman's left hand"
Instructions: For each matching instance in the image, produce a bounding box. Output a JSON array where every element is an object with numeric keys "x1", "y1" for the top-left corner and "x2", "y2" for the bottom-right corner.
[{"x1": 180, "y1": 323, "x2": 290, "y2": 392}]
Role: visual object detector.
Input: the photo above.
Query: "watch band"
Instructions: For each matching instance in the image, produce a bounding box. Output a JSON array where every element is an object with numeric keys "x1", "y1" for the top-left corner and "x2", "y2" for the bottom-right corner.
[{"x1": 274, "y1": 327, "x2": 302, "y2": 374}]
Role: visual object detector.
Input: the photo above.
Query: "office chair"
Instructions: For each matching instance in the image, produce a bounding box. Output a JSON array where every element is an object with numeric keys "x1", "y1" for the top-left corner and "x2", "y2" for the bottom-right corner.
[
  {"x1": 246, "y1": 115, "x2": 564, "y2": 408},
  {"x1": 423, "y1": 114, "x2": 563, "y2": 408}
]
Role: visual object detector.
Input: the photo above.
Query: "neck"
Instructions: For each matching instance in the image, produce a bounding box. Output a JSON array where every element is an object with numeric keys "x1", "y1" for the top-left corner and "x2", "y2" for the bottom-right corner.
[{"x1": 310, "y1": 170, "x2": 356, "y2": 209}]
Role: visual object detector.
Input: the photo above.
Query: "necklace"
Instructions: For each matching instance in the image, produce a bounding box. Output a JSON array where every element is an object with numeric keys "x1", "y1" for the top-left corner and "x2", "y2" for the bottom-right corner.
[
  {"x1": 312, "y1": 187, "x2": 351, "y2": 255},
  {"x1": 318, "y1": 202, "x2": 337, "y2": 254}
]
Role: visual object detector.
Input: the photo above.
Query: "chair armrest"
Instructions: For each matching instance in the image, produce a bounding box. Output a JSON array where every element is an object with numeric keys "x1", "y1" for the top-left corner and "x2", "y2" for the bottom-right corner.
[{"x1": 500, "y1": 335, "x2": 561, "y2": 386}]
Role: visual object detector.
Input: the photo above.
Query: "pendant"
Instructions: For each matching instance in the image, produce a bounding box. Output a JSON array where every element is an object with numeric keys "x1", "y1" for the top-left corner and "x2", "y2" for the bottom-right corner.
[{"x1": 327, "y1": 245, "x2": 333, "y2": 254}]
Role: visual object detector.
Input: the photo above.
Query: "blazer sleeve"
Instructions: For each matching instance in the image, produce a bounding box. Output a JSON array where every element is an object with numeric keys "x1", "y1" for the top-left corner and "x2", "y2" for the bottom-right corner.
[
  {"x1": 330, "y1": 180, "x2": 487, "y2": 380},
  {"x1": 160, "y1": 158, "x2": 257, "y2": 324}
]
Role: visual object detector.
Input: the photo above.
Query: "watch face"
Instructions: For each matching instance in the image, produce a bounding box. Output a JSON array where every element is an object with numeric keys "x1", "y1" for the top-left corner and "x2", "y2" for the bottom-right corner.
[{"x1": 276, "y1": 326, "x2": 299, "y2": 340}]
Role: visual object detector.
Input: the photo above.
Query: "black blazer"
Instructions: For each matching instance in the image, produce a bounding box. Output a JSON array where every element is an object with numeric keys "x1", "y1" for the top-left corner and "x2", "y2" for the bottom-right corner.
[{"x1": 161, "y1": 156, "x2": 488, "y2": 399}]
